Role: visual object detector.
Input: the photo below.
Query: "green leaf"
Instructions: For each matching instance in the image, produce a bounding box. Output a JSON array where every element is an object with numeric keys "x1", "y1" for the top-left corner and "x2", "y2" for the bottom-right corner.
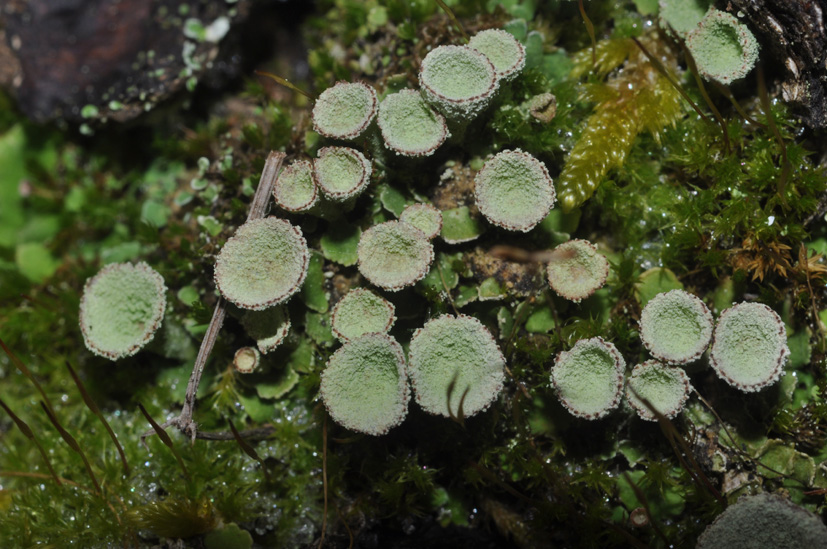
[
  {"x1": 440, "y1": 206, "x2": 484, "y2": 244},
  {"x1": 204, "y1": 523, "x2": 253, "y2": 549},
  {"x1": 379, "y1": 184, "x2": 409, "y2": 217},
  {"x1": 478, "y1": 278, "x2": 506, "y2": 301},
  {"x1": 305, "y1": 311, "x2": 335, "y2": 347},
  {"x1": 287, "y1": 337, "x2": 315, "y2": 374},
  {"x1": 15, "y1": 242, "x2": 59, "y2": 283},
  {"x1": 141, "y1": 200, "x2": 171, "y2": 228},
  {"x1": 0, "y1": 125, "x2": 27, "y2": 247},
  {"x1": 634, "y1": 267, "x2": 683, "y2": 307},
  {"x1": 301, "y1": 251, "x2": 329, "y2": 313},
  {"x1": 320, "y1": 221, "x2": 361, "y2": 266},
  {"x1": 525, "y1": 306, "x2": 555, "y2": 333},
  {"x1": 256, "y1": 367, "x2": 300, "y2": 400}
]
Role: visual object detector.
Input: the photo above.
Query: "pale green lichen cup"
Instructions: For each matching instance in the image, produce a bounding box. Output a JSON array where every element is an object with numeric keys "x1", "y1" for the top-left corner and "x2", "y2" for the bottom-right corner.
[
  {"x1": 399, "y1": 203, "x2": 443, "y2": 240},
  {"x1": 419, "y1": 45, "x2": 499, "y2": 122},
  {"x1": 625, "y1": 360, "x2": 692, "y2": 421},
  {"x1": 468, "y1": 28, "x2": 526, "y2": 82},
  {"x1": 686, "y1": 8, "x2": 759, "y2": 85},
  {"x1": 377, "y1": 89, "x2": 449, "y2": 157},
  {"x1": 311, "y1": 81, "x2": 378, "y2": 140},
  {"x1": 551, "y1": 337, "x2": 625, "y2": 420},
  {"x1": 357, "y1": 220, "x2": 434, "y2": 291},
  {"x1": 79, "y1": 261, "x2": 167, "y2": 360},
  {"x1": 331, "y1": 288, "x2": 396, "y2": 343},
  {"x1": 273, "y1": 160, "x2": 318, "y2": 213},
  {"x1": 313, "y1": 146, "x2": 372, "y2": 202},
  {"x1": 546, "y1": 239, "x2": 609, "y2": 302},
  {"x1": 639, "y1": 289, "x2": 714, "y2": 365}
]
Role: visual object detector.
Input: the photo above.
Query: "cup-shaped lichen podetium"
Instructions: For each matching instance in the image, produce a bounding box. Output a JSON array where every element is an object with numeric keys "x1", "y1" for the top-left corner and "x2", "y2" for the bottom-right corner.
[
  {"x1": 241, "y1": 305, "x2": 291, "y2": 354},
  {"x1": 408, "y1": 314, "x2": 505, "y2": 418},
  {"x1": 273, "y1": 160, "x2": 318, "y2": 213},
  {"x1": 311, "y1": 81, "x2": 378, "y2": 140},
  {"x1": 377, "y1": 89, "x2": 448, "y2": 157},
  {"x1": 551, "y1": 337, "x2": 625, "y2": 420},
  {"x1": 686, "y1": 8, "x2": 759, "y2": 85},
  {"x1": 233, "y1": 346, "x2": 260, "y2": 374},
  {"x1": 79, "y1": 262, "x2": 167, "y2": 360},
  {"x1": 639, "y1": 289, "x2": 714, "y2": 365},
  {"x1": 331, "y1": 288, "x2": 396, "y2": 343},
  {"x1": 474, "y1": 149, "x2": 556, "y2": 232},
  {"x1": 468, "y1": 29, "x2": 526, "y2": 82},
  {"x1": 419, "y1": 45, "x2": 498, "y2": 122},
  {"x1": 546, "y1": 239, "x2": 609, "y2": 302},
  {"x1": 696, "y1": 493, "x2": 827, "y2": 549},
  {"x1": 357, "y1": 220, "x2": 434, "y2": 291},
  {"x1": 399, "y1": 203, "x2": 442, "y2": 240},
  {"x1": 312, "y1": 146, "x2": 372, "y2": 202},
  {"x1": 214, "y1": 217, "x2": 309, "y2": 311},
  {"x1": 625, "y1": 360, "x2": 692, "y2": 421},
  {"x1": 709, "y1": 302, "x2": 790, "y2": 392},
  {"x1": 320, "y1": 333, "x2": 410, "y2": 435}
]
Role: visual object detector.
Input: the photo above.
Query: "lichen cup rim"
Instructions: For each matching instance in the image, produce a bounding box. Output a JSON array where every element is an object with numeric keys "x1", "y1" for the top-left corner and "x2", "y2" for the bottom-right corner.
[
  {"x1": 357, "y1": 220, "x2": 434, "y2": 291},
  {"x1": 625, "y1": 359, "x2": 692, "y2": 421},
  {"x1": 377, "y1": 88, "x2": 449, "y2": 157},
  {"x1": 312, "y1": 146, "x2": 372, "y2": 202},
  {"x1": 311, "y1": 80, "x2": 378, "y2": 140},
  {"x1": 419, "y1": 44, "x2": 499, "y2": 111},
  {"x1": 273, "y1": 159, "x2": 319, "y2": 213},
  {"x1": 551, "y1": 336, "x2": 626, "y2": 420},
  {"x1": 468, "y1": 28, "x2": 527, "y2": 81},
  {"x1": 330, "y1": 288, "x2": 397, "y2": 343},
  {"x1": 638, "y1": 289, "x2": 714, "y2": 365}
]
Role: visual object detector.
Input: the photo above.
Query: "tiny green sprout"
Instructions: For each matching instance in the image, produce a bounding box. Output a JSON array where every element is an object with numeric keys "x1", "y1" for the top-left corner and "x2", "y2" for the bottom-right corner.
[
  {"x1": 686, "y1": 8, "x2": 760, "y2": 85},
  {"x1": 419, "y1": 45, "x2": 499, "y2": 122},
  {"x1": 696, "y1": 493, "x2": 827, "y2": 549},
  {"x1": 468, "y1": 28, "x2": 526, "y2": 82},
  {"x1": 357, "y1": 220, "x2": 434, "y2": 291},
  {"x1": 320, "y1": 333, "x2": 410, "y2": 435},
  {"x1": 408, "y1": 314, "x2": 505, "y2": 418},
  {"x1": 79, "y1": 262, "x2": 167, "y2": 360},
  {"x1": 546, "y1": 239, "x2": 609, "y2": 302},
  {"x1": 658, "y1": 0, "x2": 712, "y2": 38},
  {"x1": 551, "y1": 337, "x2": 625, "y2": 420},
  {"x1": 331, "y1": 288, "x2": 396, "y2": 343},
  {"x1": 474, "y1": 149, "x2": 556, "y2": 232},
  {"x1": 313, "y1": 146, "x2": 372, "y2": 202},
  {"x1": 399, "y1": 203, "x2": 443, "y2": 240},
  {"x1": 377, "y1": 89, "x2": 449, "y2": 157},
  {"x1": 625, "y1": 360, "x2": 691, "y2": 421},
  {"x1": 214, "y1": 217, "x2": 309, "y2": 311},
  {"x1": 311, "y1": 81, "x2": 378, "y2": 140},
  {"x1": 241, "y1": 305, "x2": 291, "y2": 354},
  {"x1": 639, "y1": 289, "x2": 714, "y2": 365},
  {"x1": 273, "y1": 160, "x2": 318, "y2": 213},
  {"x1": 233, "y1": 346, "x2": 260, "y2": 374},
  {"x1": 709, "y1": 302, "x2": 790, "y2": 392}
]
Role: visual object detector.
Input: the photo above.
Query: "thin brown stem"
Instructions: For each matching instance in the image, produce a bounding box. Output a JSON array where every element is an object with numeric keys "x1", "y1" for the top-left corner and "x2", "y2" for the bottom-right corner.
[{"x1": 319, "y1": 415, "x2": 329, "y2": 549}]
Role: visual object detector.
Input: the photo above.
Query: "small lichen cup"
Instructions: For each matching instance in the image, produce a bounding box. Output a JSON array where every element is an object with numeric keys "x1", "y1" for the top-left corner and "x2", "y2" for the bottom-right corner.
[
  {"x1": 377, "y1": 89, "x2": 449, "y2": 157},
  {"x1": 546, "y1": 239, "x2": 610, "y2": 302},
  {"x1": 551, "y1": 337, "x2": 625, "y2": 420},
  {"x1": 331, "y1": 288, "x2": 396, "y2": 343},
  {"x1": 311, "y1": 81, "x2": 378, "y2": 140},
  {"x1": 357, "y1": 220, "x2": 434, "y2": 291},
  {"x1": 468, "y1": 28, "x2": 526, "y2": 82},
  {"x1": 419, "y1": 45, "x2": 499, "y2": 123},
  {"x1": 399, "y1": 203, "x2": 443, "y2": 240},
  {"x1": 313, "y1": 146, "x2": 372, "y2": 202},
  {"x1": 79, "y1": 261, "x2": 167, "y2": 360},
  {"x1": 625, "y1": 360, "x2": 692, "y2": 421},
  {"x1": 273, "y1": 160, "x2": 318, "y2": 213},
  {"x1": 686, "y1": 8, "x2": 759, "y2": 85},
  {"x1": 638, "y1": 289, "x2": 714, "y2": 365}
]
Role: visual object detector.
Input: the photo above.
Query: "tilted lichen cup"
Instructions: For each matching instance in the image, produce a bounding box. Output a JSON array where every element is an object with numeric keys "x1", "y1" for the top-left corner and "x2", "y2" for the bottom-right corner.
[
  {"x1": 686, "y1": 8, "x2": 759, "y2": 85},
  {"x1": 709, "y1": 302, "x2": 790, "y2": 392},
  {"x1": 331, "y1": 288, "x2": 396, "y2": 343},
  {"x1": 408, "y1": 314, "x2": 505, "y2": 418},
  {"x1": 313, "y1": 146, "x2": 372, "y2": 202},
  {"x1": 625, "y1": 360, "x2": 692, "y2": 421},
  {"x1": 546, "y1": 239, "x2": 610, "y2": 302},
  {"x1": 474, "y1": 149, "x2": 556, "y2": 232},
  {"x1": 377, "y1": 89, "x2": 449, "y2": 157},
  {"x1": 551, "y1": 337, "x2": 625, "y2": 420},
  {"x1": 639, "y1": 289, "x2": 714, "y2": 365},
  {"x1": 357, "y1": 220, "x2": 434, "y2": 291},
  {"x1": 320, "y1": 333, "x2": 410, "y2": 435},
  {"x1": 311, "y1": 81, "x2": 378, "y2": 140},
  {"x1": 419, "y1": 45, "x2": 499, "y2": 122},
  {"x1": 399, "y1": 203, "x2": 443, "y2": 240},
  {"x1": 468, "y1": 28, "x2": 526, "y2": 82},
  {"x1": 79, "y1": 262, "x2": 167, "y2": 360},
  {"x1": 241, "y1": 305, "x2": 291, "y2": 354},
  {"x1": 273, "y1": 160, "x2": 318, "y2": 213},
  {"x1": 214, "y1": 217, "x2": 309, "y2": 311},
  {"x1": 233, "y1": 346, "x2": 260, "y2": 374}
]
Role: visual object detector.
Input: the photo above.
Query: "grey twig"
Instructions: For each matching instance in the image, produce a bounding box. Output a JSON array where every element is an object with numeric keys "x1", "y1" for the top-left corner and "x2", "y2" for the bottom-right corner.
[{"x1": 141, "y1": 151, "x2": 286, "y2": 445}]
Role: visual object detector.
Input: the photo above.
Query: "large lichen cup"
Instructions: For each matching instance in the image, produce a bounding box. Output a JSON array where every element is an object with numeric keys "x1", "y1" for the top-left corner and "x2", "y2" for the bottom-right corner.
[
  {"x1": 357, "y1": 220, "x2": 434, "y2": 291},
  {"x1": 377, "y1": 89, "x2": 449, "y2": 157},
  {"x1": 686, "y1": 8, "x2": 759, "y2": 85},
  {"x1": 474, "y1": 149, "x2": 556, "y2": 232},
  {"x1": 639, "y1": 289, "x2": 714, "y2": 365},
  {"x1": 311, "y1": 81, "x2": 378, "y2": 140},
  {"x1": 546, "y1": 239, "x2": 610, "y2": 302},
  {"x1": 468, "y1": 28, "x2": 526, "y2": 82},
  {"x1": 214, "y1": 217, "x2": 309, "y2": 310},
  {"x1": 709, "y1": 302, "x2": 790, "y2": 392},
  {"x1": 320, "y1": 333, "x2": 410, "y2": 435},
  {"x1": 551, "y1": 337, "x2": 625, "y2": 420},
  {"x1": 625, "y1": 360, "x2": 691, "y2": 421},
  {"x1": 79, "y1": 262, "x2": 167, "y2": 360},
  {"x1": 419, "y1": 45, "x2": 498, "y2": 122},
  {"x1": 408, "y1": 314, "x2": 505, "y2": 418}
]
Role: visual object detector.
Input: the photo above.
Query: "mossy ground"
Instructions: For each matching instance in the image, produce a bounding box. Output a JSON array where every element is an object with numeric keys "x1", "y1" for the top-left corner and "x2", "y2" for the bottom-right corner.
[{"x1": 1, "y1": 0, "x2": 827, "y2": 547}]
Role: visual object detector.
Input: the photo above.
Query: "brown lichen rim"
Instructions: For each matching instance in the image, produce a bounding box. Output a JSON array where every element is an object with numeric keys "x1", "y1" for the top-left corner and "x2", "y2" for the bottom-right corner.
[
  {"x1": 377, "y1": 89, "x2": 449, "y2": 157},
  {"x1": 214, "y1": 217, "x2": 310, "y2": 311},
  {"x1": 312, "y1": 146, "x2": 372, "y2": 202},
  {"x1": 311, "y1": 81, "x2": 378, "y2": 140},
  {"x1": 330, "y1": 288, "x2": 397, "y2": 343},
  {"x1": 638, "y1": 289, "x2": 714, "y2": 365},
  {"x1": 272, "y1": 160, "x2": 319, "y2": 213},
  {"x1": 399, "y1": 203, "x2": 444, "y2": 240},
  {"x1": 319, "y1": 332, "x2": 410, "y2": 436},
  {"x1": 408, "y1": 313, "x2": 505, "y2": 418},
  {"x1": 546, "y1": 238, "x2": 610, "y2": 303},
  {"x1": 708, "y1": 302, "x2": 789, "y2": 392},
  {"x1": 468, "y1": 28, "x2": 527, "y2": 81},
  {"x1": 625, "y1": 359, "x2": 692, "y2": 422},
  {"x1": 473, "y1": 149, "x2": 556, "y2": 233},
  {"x1": 233, "y1": 346, "x2": 261, "y2": 374},
  {"x1": 79, "y1": 261, "x2": 168, "y2": 361},
  {"x1": 357, "y1": 220, "x2": 435, "y2": 292},
  {"x1": 418, "y1": 45, "x2": 499, "y2": 108},
  {"x1": 551, "y1": 336, "x2": 625, "y2": 420}
]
